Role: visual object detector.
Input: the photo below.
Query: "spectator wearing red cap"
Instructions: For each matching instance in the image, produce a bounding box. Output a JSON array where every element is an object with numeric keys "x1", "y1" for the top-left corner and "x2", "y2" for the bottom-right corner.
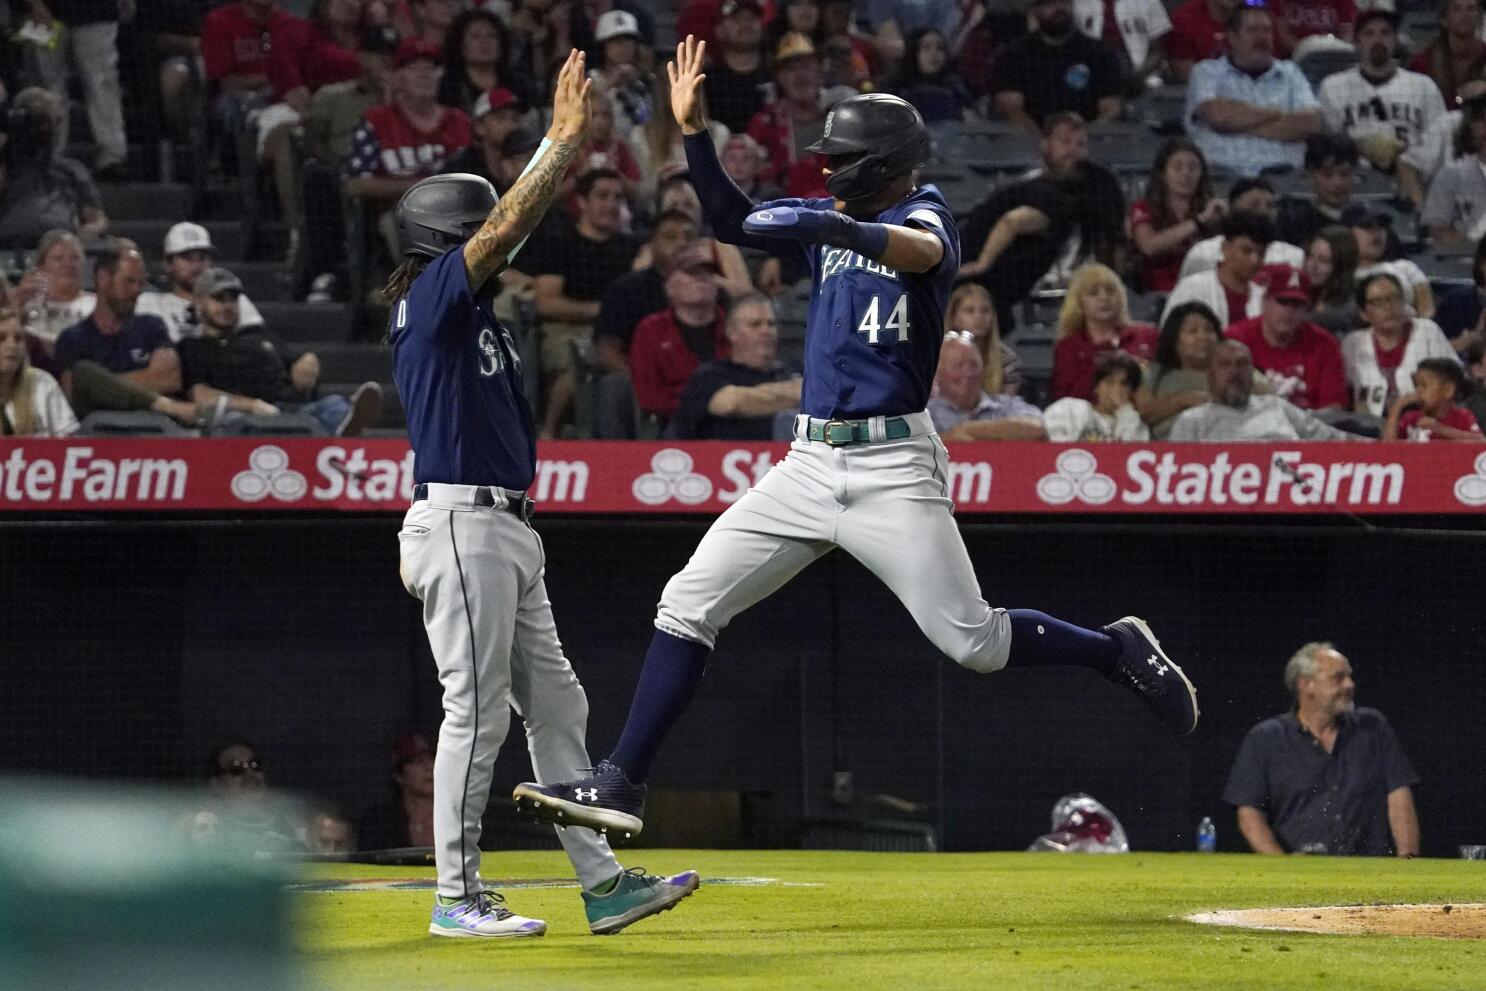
[
  {"x1": 441, "y1": 87, "x2": 526, "y2": 188},
  {"x1": 705, "y1": 0, "x2": 775, "y2": 134},
  {"x1": 1052, "y1": 263, "x2": 1158, "y2": 402},
  {"x1": 345, "y1": 38, "x2": 472, "y2": 255},
  {"x1": 1227, "y1": 263, "x2": 1349, "y2": 411},
  {"x1": 629, "y1": 242, "x2": 730, "y2": 425},
  {"x1": 358, "y1": 732, "x2": 436, "y2": 850}
]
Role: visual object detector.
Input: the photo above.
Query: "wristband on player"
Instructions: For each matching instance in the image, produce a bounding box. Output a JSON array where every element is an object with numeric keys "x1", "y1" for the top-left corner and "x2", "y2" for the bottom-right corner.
[
  {"x1": 823, "y1": 213, "x2": 891, "y2": 260},
  {"x1": 502, "y1": 138, "x2": 555, "y2": 267}
]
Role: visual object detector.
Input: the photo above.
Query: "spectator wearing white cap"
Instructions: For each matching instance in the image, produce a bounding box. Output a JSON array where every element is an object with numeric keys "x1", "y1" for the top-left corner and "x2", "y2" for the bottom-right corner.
[
  {"x1": 135, "y1": 223, "x2": 265, "y2": 342},
  {"x1": 590, "y1": 9, "x2": 653, "y2": 135}
]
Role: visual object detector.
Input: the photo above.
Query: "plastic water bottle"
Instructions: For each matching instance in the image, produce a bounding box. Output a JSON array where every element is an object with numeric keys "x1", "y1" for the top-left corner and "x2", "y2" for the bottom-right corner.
[{"x1": 1196, "y1": 816, "x2": 1217, "y2": 853}]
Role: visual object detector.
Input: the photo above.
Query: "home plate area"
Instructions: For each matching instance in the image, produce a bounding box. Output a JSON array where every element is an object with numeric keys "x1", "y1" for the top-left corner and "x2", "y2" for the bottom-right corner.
[{"x1": 1188, "y1": 903, "x2": 1486, "y2": 939}]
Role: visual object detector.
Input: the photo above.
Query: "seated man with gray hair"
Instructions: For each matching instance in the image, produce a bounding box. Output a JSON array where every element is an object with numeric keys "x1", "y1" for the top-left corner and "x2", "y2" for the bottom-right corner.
[
  {"x1": 1169, "y1": 339, "x2": 1356, "y2": 441},
  {"x1": 928, "y1": 332, "x2": 1047, "y2": 441},
  {"x1": 1222, "y1": 642, "x2": 1420, "y2": 856}
]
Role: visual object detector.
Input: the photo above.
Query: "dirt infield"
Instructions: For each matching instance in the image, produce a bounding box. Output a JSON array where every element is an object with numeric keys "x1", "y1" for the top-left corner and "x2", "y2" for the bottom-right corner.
[{"x1": 1189, "y1": 903, "x2": 1486, "y2": 939}]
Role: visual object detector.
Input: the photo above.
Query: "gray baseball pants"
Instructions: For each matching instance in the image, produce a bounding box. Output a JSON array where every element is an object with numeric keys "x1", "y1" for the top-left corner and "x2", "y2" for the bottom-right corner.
[{"x1": 399, "y1": 483, "x2": 619, "y2": 900}]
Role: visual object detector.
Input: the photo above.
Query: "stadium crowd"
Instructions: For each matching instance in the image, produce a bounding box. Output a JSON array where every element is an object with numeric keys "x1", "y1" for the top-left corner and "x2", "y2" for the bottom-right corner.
[{"x1": 1, "y1": 0, "x2": 1485, "y2": 443}]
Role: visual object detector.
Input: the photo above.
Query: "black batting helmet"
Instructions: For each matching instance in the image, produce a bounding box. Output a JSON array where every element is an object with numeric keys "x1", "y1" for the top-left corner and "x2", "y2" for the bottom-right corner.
[
  {"x1": 394, "y1": 173, "x2": 498, "y2": 260},
  {"x1": 806, "y1": 93, "x2": 931, "y2": 203}
]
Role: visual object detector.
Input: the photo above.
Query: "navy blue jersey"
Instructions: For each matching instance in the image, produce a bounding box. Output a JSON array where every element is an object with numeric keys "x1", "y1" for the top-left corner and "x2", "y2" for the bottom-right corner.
[
  {"x1": 753, "y1": 186, "x2": 959, "y2": 418},
  {"x1": 391, "y1": 247, "x2": 536, "y2": 489}
]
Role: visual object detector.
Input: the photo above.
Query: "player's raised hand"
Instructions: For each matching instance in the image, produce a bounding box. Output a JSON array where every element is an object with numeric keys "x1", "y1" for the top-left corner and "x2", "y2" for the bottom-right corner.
[
  {"x1": 668, "y1": 35, "x2": 708, "y2": 135},
  {"x1": 547, "y1": 49, "x2": 593, "y2": 145}
]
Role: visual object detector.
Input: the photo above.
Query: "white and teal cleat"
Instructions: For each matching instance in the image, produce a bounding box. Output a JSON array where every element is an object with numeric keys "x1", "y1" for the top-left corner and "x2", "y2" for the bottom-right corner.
[{"x1": 428, "y1": 891, "x2": 547, "y2": 938}]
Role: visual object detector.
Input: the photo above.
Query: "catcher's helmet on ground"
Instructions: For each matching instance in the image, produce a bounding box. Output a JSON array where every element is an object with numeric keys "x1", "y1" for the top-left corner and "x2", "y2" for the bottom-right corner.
[
  {"x1": 394, "y1": 173, "x2": 497, "y2": 259},
  {"x1": 805, "y1": 93, "x2": 931, "y2": 203}
]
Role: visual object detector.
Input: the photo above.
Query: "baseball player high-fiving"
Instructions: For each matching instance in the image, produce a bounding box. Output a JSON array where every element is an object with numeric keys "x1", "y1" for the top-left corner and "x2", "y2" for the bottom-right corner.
[
  {"x1": 390, "y1": 50, "x2": 697, "y2": 939},
  {"x1": 516, "y1": 37, "x2": 1199, "y2": 839}
]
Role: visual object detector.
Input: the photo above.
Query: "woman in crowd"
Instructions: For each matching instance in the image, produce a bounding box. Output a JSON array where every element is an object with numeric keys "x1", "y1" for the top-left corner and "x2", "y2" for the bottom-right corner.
[
  {"x1": 1051, "y1": 264, "x2": 1158, "y2": 401},
  {"x1": 632, "y1": 69, "x2": 730, "y2": 206},
  {"x1": 945, "y1": 283, "x2": 1022, "y2": 397},
  {"x1": 1351, "y1": 208, "x2": 1433, "y2": 318},
  {"x1": 891, "y1": 28, "x2": 974, "y2": 122},
  {"x1": 1343, "y1": 272, "x2": 1459, "y2": 418},
  {"x1": 0, "y1": 309, "x2": 78, "y2": 437},
  {"x1": 1130, "y1": 139, "x2": 1226, "y2": 293},
  {"x1": 767, "y1": 0, "x2": 827, "y2": 50},
  {"x1": 439, "y1": 9, "x2": 525, "y2": 113},
  {"x1": 17, "y1": 230, "x2": 95, "y2": 362},
  {"x1": 1136, "y1": 301, "x2": 1272, "y2": 439},
  {"x1": 1407, "y1": 0, "x2": 1486, "y2": 104},
  {"x1": 1304, "y1": 226, "x2": 1362, "y2": 336}
]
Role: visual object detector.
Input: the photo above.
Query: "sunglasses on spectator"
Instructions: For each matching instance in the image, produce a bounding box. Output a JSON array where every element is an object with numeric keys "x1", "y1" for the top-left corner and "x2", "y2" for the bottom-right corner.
[
  {"x1": 944, "y1": 330, "x2": 977, "y2": 343},
  {"x1": 221, "y1": 758, "x2": 262, "y2": 776}
]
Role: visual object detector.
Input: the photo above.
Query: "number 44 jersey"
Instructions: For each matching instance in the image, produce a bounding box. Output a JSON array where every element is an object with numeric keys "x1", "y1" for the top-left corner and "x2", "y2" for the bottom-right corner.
[{"x1": 771, "y1": 185, "x2": 959, "y2": 419}]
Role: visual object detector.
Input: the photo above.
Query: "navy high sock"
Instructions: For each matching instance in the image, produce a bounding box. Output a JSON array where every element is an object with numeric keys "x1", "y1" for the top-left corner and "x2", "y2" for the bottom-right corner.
[
  {"x1": 1005, "y1": 609, "x2": 1119, "y2": 676},
  {"x1": 607, "y1": 630, "x2": 711, "y2": 783}
]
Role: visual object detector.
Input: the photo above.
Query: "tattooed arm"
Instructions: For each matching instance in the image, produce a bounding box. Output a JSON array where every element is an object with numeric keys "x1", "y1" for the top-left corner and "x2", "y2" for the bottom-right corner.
[{"x1": 463, "y1": 49, "x2": 592, "y2": 291}]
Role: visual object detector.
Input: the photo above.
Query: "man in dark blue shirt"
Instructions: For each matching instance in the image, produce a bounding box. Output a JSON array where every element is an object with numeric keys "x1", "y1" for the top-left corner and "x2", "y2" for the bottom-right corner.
[
  {"x1": 515, "y1": 41, "x2": 1200, "y2": 841},
  {"x1": 672, "y1": 291, "x2": 801, "y2": 440},
  {"x1": 387, "y1": 50, "x2": 697, "y2": 942},
  {"x1": 52, "y1": 240, "x2": 197, "y2": 425},
  {"x1": 1224, "y1": 642, "x2": 1420, "y2": 856}
]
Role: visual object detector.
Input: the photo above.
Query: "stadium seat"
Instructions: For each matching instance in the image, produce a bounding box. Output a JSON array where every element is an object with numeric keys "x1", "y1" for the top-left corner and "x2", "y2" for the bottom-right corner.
[
  {"x1": 930, "y1": 120, "x2": 1039, "y2": 177},
  {"x1": 98, "y1": 183, "x2": 192, "y2": 224},
  {"x1": 111, "y1": 219, "x2": 245, "y2": 260},
  {"x1": 1296, "y1": 46, "x2": 1360, "y2": 88},
  {"x1": 1011, "y1": 322, "x2": 1057, "y2": 407},
  {"x1": 226, "y1": 413, "x2": 323, "y2": 436},
  {"x1": 253, "y1": 301, "x2": 353, "y2": 343},
  {"x1": 228, "y1": 262, "x2": 296, "y2": 302},
  {"x1": 312, "y1": 343, "x2": 393, "y2": 384},
  {"x1": 1086, "y1": 121, "x2": 1166, "y2": 173},
  {"x1": 1128, "y1": 85, "x2": 1189, "y2": 134},
  {"x1": 77, "y1": 411, "x2": 190, "y2": 436}
]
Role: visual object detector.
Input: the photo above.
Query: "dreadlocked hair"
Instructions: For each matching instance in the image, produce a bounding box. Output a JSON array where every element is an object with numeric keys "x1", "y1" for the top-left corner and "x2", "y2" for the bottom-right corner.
[{"x1": 383, "y1": 257, "x2": 429, "y2": 307}]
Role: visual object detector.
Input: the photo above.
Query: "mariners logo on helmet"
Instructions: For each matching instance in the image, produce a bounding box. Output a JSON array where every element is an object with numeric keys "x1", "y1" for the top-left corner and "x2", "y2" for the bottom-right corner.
[
  {"x1": 805, "y1": 93, "x2": 931, "y2": 203},
  {"x1": 394, "y1": 173, "x2": 498, "y2": 260}
]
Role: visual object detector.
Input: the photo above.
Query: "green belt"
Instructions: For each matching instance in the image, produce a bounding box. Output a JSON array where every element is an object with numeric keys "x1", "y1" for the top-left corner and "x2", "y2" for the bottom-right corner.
[{"x1": 805, "y1": 416, "x2": 913, "y2": 447}]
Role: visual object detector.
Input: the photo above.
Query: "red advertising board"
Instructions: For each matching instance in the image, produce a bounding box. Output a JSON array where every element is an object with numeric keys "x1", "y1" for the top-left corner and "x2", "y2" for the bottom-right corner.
[{"x1": 0, "y1": 439, "x2": 1483, "y2": 514}]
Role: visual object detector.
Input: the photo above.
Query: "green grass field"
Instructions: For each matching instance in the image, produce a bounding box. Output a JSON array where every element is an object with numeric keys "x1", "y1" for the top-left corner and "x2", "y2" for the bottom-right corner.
[{"x1": 298, "y1": 851, "x2": 1486, "y2": 990}]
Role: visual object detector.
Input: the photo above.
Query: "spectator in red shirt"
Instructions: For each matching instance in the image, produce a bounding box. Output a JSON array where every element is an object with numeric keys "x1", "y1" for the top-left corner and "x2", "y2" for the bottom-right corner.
[
  {"x1": 1131, "y1": 138, "x2": 1227, "y2": 293},
  {"x1": 1226, "y1": 263, "x2": 1349, "y2": 411},
  {"x1": 747, "y1": 32, "x2": 840, "y2": 197},
  {"x1": 1052, "y1": 263, "x2": 1159, "y2": 401},
  {"x1": 1407, "y1": 0, "x2": 1486, "y2": 105},
  {"x1": 345, "y1": 39, "x2": 472, "y2": 255},
  {"x1": 1168, "y1": 0, "x2": 1237, "y2": 81},
  {"x1": 201, "y1": 0, "x2": 308, "y2": 127},
  {"x1": 1384, "y1": 357, "x2": 1486, "y2": 441},
  {"x1": 630, "y1": 243, "x2": 729, "y2": 425},
  {"x1": 1269, "y1": 0, "x2": 1356, "y2": 57},
  {"x1": 261, "y1": 0, "x2": 366, "y2": 246}
]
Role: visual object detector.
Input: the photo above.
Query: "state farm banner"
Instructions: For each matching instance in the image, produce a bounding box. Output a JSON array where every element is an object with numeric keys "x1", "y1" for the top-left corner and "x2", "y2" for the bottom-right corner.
[{"x1": 0, "y1": 438, "x2": 1483, "y2": 514}]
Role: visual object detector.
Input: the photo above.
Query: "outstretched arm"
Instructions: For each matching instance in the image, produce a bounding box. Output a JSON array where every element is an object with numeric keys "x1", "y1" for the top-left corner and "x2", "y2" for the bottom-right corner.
[{"x1": 463, "y1": 49, "x2": 590, "y2": 290}]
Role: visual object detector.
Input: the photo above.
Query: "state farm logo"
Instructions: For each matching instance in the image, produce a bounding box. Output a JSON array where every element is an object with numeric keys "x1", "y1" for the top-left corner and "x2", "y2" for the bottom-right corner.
[
  {"x1": 232, "y1": 445, "x2": 307, "y2": 503},
  {"x1": 1037, "y1": 449, "x2": 1116, "y2": 505},
  {"x1": 1456, "y1": 452, "x2": 1486, "y2": 507},
  {"x1": 632, "y1": 448, "x2": 713, "y2": 506}
]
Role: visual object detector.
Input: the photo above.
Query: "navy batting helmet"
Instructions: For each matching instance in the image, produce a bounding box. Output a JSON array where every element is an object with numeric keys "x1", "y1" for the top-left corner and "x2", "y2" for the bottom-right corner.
[
  {"x1": 394, "y1": 173, "x2": 498, "y2": 260},
  {"x1": 806, "y1": 93, "x2": 931, "y2": 203}
]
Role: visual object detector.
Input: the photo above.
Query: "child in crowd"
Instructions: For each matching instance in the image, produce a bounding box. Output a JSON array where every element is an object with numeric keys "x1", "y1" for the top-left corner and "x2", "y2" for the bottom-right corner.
[
  {"x1": 1044, "y1": 351, "x2": 1150, "y2": 442},
  {"x1": 1384, "y1": 357, "x2": 1486, "y2": 441}
]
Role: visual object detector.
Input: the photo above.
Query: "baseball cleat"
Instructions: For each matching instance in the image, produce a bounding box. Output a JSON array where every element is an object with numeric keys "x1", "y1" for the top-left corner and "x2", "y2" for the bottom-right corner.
[
  {"x1": 512, "y1": 759, "x2": 647, "y2": 837},
  {"x1": 429, "y1": 891, "x2": 547, "y2": 938},
  {"x1": 584, "y1": 867, "x2": 701, "y2": 935},
  {"x1": 1103, "y1": 616, "x2": 1199, "y2": 735}
]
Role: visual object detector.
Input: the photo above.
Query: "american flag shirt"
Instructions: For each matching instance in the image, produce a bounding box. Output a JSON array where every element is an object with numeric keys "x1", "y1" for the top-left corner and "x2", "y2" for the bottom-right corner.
[{"x1": 344, "y1": 103, "x2": 472, "y2": 180}]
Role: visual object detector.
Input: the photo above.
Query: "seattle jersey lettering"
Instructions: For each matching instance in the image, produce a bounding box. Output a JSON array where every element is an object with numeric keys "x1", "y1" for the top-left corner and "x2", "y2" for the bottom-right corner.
[{"x1": 820, "y1": 247, "x2": 901, "y2": 284}]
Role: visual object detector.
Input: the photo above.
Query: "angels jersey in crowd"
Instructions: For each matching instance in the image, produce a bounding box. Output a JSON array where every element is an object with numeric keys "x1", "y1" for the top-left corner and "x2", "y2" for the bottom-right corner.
[{"x1": 1318, "y1": 66, "x2": 1446, "y2": 155}]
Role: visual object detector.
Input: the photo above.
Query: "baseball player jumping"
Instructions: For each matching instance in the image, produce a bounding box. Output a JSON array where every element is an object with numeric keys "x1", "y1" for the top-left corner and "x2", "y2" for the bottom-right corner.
[
  {"x1": 390, "y1": 50, "x2": 697, "y2": 938},
  {"x1": 514, "y1": 38, "x2": 1199, "y2": 839}
]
